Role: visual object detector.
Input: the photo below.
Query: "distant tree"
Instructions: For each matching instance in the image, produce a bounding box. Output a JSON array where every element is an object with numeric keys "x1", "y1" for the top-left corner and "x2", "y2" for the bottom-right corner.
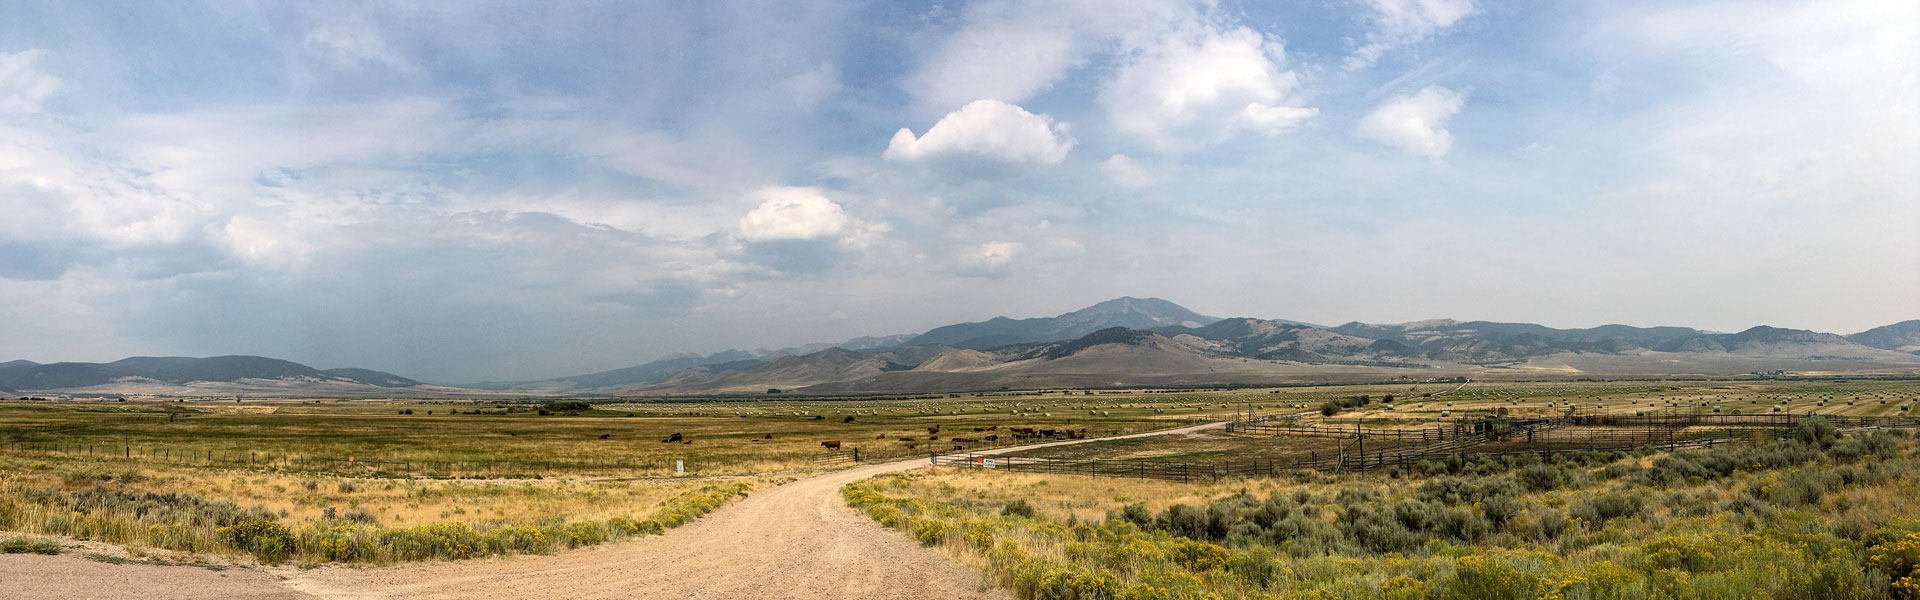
[{"x1": 1320, "y1": 401, "x2": 1342, "y2": 417}]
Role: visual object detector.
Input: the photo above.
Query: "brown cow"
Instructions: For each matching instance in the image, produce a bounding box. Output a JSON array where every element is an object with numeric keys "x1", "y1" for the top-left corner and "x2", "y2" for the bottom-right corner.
[
  {"x1": 598, "y1": 434, "x2": 611, "y2": 440},
  {"x1": 897, "y1": 437, "x2": 916, "y2": 442},
  {"x1": 661, "y1": 432, "x2": 683, "y2": 443},
  {"x1": 875, "y1": 434, "x2": 886, "y2": 439},
  {"x1": 821, "y1": 440, "x2": 841, "y2": 450},
  {"x1": 985, "y1": 434, "x2": 999, "y2": 441},
  {"x1": 927, "y1": 427, "x2": 941, "y2": 434},
  {"x1": 763, "y1": 434, "x2": 773, "y2": 439}
]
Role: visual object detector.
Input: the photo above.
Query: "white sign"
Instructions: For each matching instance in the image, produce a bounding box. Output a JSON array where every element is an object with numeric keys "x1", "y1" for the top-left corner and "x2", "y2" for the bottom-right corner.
[
  {"x1": 982, "y1": 458, "x2": 996, "y2": 469},
  {"x1": 675, "y1": 459, "x2": 684, "y2": 474}
]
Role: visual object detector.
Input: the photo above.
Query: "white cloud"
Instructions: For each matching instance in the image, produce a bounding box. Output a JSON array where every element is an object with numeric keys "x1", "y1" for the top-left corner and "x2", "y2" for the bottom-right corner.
[
  {"x1": 885, "y1": 99, "x2": 1074, "y2": 167},
  {"x1": 1100, "y1": 26, "x2": 1315, "y2": 146},
  {"x1": 1345, "y1": 0, "x2": 1477, "y2": 70},
  {"x1": 1356, "y1": 86, "x2": 1466, "y2": 158},
  {"x1": 0, "y1": 49, "x2": 60, "y2": 114},
  {"x1": 954, "y1": 241, "x2": 1023, "y2": 277},
  {"x1": 904, "y1": 1, "x2": 1196, "y2": 111},
  {"x1": 737, "y1": 187, "x2": 855, "y2": 242},
  {"x1": 1100, "y1": 154, "x2": 1158, "y2": 188}
]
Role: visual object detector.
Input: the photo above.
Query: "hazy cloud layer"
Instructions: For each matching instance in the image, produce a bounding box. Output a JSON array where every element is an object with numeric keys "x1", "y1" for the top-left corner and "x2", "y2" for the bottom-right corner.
[{"x1": 0, "y1": 0, "x2": 1914, "y2": 382}]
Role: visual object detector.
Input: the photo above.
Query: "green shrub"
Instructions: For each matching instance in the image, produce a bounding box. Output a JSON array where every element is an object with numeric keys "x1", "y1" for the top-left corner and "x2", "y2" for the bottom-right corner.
[
  {"x1": 1440, "y1": 554, "x2": 1545, "y2": 600},
  {"x1": 218, "y1": 519, "x2": 294, "y2": 563},
  {"x1": 0, "y1": 537, "x2": 60, "y2": 555},
  {"x1": 1001, "y1": 499, "x2": 1037, "y2": 518}
]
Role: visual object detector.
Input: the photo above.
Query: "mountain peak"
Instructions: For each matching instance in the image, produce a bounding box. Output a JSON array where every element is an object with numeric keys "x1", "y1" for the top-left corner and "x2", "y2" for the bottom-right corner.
[{"x1": 910, "y1": 297, "x2": 1220, "y2": 349}]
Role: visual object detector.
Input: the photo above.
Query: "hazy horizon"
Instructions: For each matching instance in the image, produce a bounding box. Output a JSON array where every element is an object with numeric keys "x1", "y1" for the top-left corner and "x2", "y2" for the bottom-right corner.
[{"x1": 3, "y1": 1, "x2": 1915, "y2": 382}]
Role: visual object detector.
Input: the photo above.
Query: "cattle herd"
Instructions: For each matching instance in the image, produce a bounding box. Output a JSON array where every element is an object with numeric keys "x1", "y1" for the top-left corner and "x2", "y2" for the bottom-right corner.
[{"x1": 819, "y1": 424, "x2": 1086, "y2": 453}]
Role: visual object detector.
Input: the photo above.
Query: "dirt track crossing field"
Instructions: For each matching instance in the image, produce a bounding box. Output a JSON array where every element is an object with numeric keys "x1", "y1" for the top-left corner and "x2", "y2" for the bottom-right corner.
[{"x1": 1, "y1": 420, "x2": 1225, "y2": 599}]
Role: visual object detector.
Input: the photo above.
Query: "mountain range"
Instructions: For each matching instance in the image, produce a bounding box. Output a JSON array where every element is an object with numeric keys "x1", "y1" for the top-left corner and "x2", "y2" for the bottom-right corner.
[
  {"x1": 0, "y1": 356, "x2": 437, "y2": 397},
  {"x1": 6, "y1": 298, "x2": 1919, "y2": 397}
]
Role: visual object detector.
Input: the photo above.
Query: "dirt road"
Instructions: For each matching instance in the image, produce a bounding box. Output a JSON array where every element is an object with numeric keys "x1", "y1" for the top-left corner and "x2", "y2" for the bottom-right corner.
[{"x1": 6, "y1": 420, "x2": 1225, "y2": 599}]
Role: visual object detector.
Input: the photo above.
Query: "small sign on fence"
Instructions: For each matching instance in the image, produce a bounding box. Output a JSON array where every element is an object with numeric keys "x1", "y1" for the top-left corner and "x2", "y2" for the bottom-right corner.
[
  {"x1": 982, "y1": 458, "x2": 996, "y2": 469},
  {"x1": 675, "y1": 459, "x2": 684, "y2": 474}
]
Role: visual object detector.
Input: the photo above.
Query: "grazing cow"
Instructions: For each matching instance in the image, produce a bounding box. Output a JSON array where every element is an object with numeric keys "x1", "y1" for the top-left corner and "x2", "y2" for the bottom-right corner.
[
  {"x1": 876, "y1": 434, "x2": 886, "y2": 439},
  {"x1": 821, "y1": 440, "x2": 841, "y2": 450},
  {"x1": 898, "y1": 437, "x2": 916, "y2": 442},
  {"x1": 661, "y1": 432, "x2": 683, "y2": 443},
  {"x1": 971, "y1": 427, "x2": 986, "y2": 432},
  {"x1": 985, "y1": 434, "x2": 999, "y2": 441},
  {"x1": 951, "y1": 437, "x2": 975, "y2": 443},
  {"x1": 927, "y1": 435, "x2": 940, "y2": 440},
  {"x1": 763, "y1": 434, "x2": 773, "y2": 440},
  {"x1": 598, "y1": 434, "x2": 611, "y2": 440},
  {"x1": 683, "y1": 439, "x2": 692, "y2": 444},
  {"x1": 927, "y1": 427, "x2": 941, "y2": 434},
  {"x1": 951, "y1": 444, "x2": 965, "y2": 451},
  {"x1": 906, "y1": 444, "x2": 916, "y2": 450}
]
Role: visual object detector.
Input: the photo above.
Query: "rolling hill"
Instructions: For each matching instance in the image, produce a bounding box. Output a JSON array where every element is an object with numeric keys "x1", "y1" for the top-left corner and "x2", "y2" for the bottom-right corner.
[
  {"x1": 0, "y1": 356, "x2": 439, "y2": 396},
  {"x1": 1851, "y1": 320, "x2": 1920, "y2": 355},
  {"x1": 907, "y1": 296, "x2": 1221, "y2": 349}
]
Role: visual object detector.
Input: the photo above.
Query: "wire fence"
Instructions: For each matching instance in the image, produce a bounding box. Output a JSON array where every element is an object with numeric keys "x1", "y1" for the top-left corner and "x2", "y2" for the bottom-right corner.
[
  {"x1": 0, "y1": 439, "x2": 826, "y2": 478},
  {"x1": 0, "y1": 421, "x2": 1189, "y2": 479}
]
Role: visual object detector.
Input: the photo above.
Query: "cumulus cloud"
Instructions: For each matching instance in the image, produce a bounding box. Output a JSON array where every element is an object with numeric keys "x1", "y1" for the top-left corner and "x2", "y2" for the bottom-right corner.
[
  {"x1": 1345, "y1": 0, "x2": 1477, "y2": 70},
  {"x1": 734, "y1": 187, "x2": 885, "y2": 273},
  {"x1": 905, "y1": 2, "x2": 1312, "y2": 149},
  {"x1": 1100, "y1": 25, "x2": 1315, "y2": 146},
  {"x1": 1356, "y1": 86, "x2": 1466, "y2": 159},
  {"x1": 0, "y1": 49, "x2": 60, "y2": 113},
  {"x1": 737, "y1": 187, "x2": 856, "y2": 243},
  {"x1": 953, "y1": 241, "x2": 1023, "y2": 277},
  {"x1": 885, "y1": 99, "x2": 1074, "y2": 169}
]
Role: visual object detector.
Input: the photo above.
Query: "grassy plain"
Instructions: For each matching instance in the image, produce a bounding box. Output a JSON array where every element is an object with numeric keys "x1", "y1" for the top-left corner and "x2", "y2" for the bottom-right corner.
[
  {"x1": 5, "y1": 378, "x2": 1920, "y2": 573},
  {"x1": 834, "y1": 378, "x2": 1920, "y2": 599}
]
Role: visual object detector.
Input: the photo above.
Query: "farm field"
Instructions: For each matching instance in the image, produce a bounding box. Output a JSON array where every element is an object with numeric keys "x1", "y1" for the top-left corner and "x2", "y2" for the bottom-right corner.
[{"x1": 0, "y1": 390, "x2": 1241, "y2": 567}]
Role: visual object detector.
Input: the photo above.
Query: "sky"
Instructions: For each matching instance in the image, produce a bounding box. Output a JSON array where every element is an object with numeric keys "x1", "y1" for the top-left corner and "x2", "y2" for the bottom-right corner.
[{"x1": 1, "y1": 0, "x2": 1915, "y2": 383}]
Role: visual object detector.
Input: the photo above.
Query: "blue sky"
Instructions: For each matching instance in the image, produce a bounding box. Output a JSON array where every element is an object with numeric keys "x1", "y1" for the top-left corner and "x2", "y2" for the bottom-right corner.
[{"x1": 2, "y1": 0, "x2": 1915, "y2": 382}]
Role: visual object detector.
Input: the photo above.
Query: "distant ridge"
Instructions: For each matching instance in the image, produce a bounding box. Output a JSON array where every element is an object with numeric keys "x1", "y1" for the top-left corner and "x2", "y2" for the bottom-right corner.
[
  {"x1": 7, "y1": 297, "x2": 1917, "y2": 397},
  {"x1": 1851, "y1": 320, "x2": 1920, "y2": 355},
  {"x1": 909, "y1": 296, "x2": 1221, "y2": 349},
  {"x1": 0, "y1": 356, "x2": 428, "y2": 394}
]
